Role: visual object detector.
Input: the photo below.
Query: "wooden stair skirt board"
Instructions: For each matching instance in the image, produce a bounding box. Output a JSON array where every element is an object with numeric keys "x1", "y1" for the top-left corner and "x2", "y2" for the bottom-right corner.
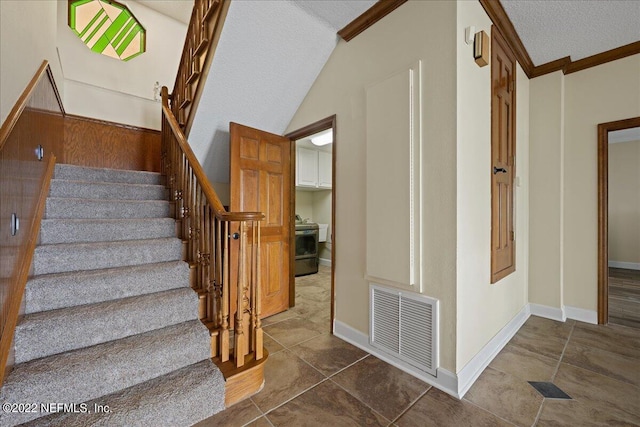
[{"x1": 215, "y1": 348, "x2": 269, "y2": 406}]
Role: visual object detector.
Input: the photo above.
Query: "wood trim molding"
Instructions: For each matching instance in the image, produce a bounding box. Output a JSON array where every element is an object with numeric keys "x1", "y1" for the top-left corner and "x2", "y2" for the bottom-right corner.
[
  {"x1": 529, "y1": 56, "x2": 571, "y2": 78},
  {"x1": 597, "y1": 116, "x2": 640, "y2": 324},
  {"x1": 564, "y1": 41, "x2": 640, "y2": 75},
  {"x1": 338, "y1": 0, "x2": 407, "y2": 42},
  {"x1": 64, "y1": 113, "x2": 160, "y2": 134},
  {"x1": 0, "y1": 61, "x2": 56, "y2": 151},
  {"x1": 480, "y1": 1, "x2": 640, "y2": 79},
  {"x1": 478, "y1": 0, "x2": 534, "y2": 78},
  {"x1": 285, "y1": 115, "x2": 337, "y2": 333},
  {"x1": 0, "y1": 155, "x2": 57, "y2": 385}
]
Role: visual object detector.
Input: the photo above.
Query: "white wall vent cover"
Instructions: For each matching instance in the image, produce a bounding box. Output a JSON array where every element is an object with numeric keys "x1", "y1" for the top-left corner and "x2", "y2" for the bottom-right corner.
[{"x1": 370, "y1": 284, "x2": 439, "y2": 376}]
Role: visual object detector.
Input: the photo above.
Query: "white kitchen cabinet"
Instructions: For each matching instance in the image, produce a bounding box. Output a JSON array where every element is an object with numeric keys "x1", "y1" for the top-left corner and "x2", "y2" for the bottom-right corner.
[
  {"x1": 318, "y1": 151, "x2": 332, "y2": 189},
  {"x1": 296, "y1": 147, "x2": 319, "y2": 188},
  {"x1": 296, "y1": 147, "x2": 332, "y2": 190}
]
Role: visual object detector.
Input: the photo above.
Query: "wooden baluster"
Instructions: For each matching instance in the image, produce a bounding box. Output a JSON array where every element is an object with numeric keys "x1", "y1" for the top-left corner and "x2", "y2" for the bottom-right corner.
[
  {"x1": 203, "y1": 202, "x2": 213, "y2": 323},
  {"x1": 254, "y1": 220, "x2": 263, "y2": 360},
  {"x1": 221, "y1": 221, "x2": 230, "y2": 362},
  {"x1": 234, "y1": 220, "x2": 246, "y2": 368}
]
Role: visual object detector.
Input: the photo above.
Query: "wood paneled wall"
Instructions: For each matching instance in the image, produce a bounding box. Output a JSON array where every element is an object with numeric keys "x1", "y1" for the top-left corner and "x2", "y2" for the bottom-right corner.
[
  {"x1": 0, "y1": 62, "x2": 64, "y2": 383},
  {"x1": 64, "y1": 115, "x2": 161, "y2": 172}
]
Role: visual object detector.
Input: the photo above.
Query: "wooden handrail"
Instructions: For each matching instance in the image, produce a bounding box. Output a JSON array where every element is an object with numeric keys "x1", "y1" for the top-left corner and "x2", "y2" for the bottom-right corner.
[
  {"x1": 170, "y1": 0, "x2": 229, "y2": 135},
  {"x1": 161, "y1": 86, "x2": 264, "y2": 369},
  {"x1": 0, "y1": 61, "x2": 64, "y2": 385},
  {"x1": 0, "y1": 60, "x2": 64, "y2": 151}
]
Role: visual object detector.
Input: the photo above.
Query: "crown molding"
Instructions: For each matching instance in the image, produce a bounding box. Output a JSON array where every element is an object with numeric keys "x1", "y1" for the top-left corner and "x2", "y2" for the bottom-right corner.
[
  {"x1": 478, "y1": 0, "x2": 534, "y2": 78},
  {"x1": 563, "y1": 41, "x2": 640, "y2": 75},
  {"x1": 338, "y1": 0, "x2": 407, "y2": 42},
  {"x1": 480, "y1": 0, "x2": 640, "y2": 79}
]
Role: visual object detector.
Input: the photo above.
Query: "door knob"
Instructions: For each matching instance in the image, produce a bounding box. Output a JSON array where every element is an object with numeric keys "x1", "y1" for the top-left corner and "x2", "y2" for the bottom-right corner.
[{"x1": 493, "y1": 166, "x2": 507, "y2": 174}]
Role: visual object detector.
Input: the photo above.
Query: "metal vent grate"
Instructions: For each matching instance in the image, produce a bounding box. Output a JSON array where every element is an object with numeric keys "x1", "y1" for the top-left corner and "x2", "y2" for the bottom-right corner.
[{"x1": 370, "y1": 285, "x2": 438, "y2": 375}]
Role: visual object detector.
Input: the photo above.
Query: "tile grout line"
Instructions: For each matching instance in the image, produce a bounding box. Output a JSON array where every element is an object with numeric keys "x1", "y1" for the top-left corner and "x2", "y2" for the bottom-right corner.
[
  {"x1": 388, "y1": 386, "x2": 432, "y2": 425},
  {"x1": 261, "y1": 377, "x2": 333, "y2": 419},
  {"x1": 461, "y1": 397, "x2": 520, "y2": 426},
  {"x1": 326, "y1": 377, "x2": 395, "y2": 425},
  {"x1": 550, "y1": 322, "x2": 575, "y2": 382},
  {"x1": 531, "y1": 399, "x2": 546, "y2": 426},
  {"x1": 241, "y1": 400, "x2": 268, "y2": 427}
]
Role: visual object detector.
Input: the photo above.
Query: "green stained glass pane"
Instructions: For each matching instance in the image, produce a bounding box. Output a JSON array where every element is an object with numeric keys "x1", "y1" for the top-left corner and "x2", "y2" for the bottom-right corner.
[{"x1": 68, "y1": 0, "x2": 146, "y2": 61}]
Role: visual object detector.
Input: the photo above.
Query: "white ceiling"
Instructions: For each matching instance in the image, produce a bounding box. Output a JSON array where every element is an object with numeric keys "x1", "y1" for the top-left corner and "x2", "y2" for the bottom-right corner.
[
  {"x1": 188, "y1": 0, "x2": 373, "y2": 183},
  {"x1": 134, "y1": 0, "x2": 194, "y2": 25},
  {"x1": 175, "y1": 0, "x2": 638, "y2": 183},
  {"x1": 502, "y1": 0, "x2": 640, "y2": 65},
  {"x1": 609, "y1": 127, "x2": 640, "y2": 144}
]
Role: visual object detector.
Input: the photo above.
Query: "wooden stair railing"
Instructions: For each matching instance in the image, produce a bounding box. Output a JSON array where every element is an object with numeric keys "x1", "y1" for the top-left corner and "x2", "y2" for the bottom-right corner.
[
  {"x1": 161, "y1": 87, "x2": 265, "y2": 371},
  {"x1": 171, "y1": 0, "x2": 230, "y2": 135},
  {"x1": 0, "y1": 60, "x2": 65, "y2": 385}
]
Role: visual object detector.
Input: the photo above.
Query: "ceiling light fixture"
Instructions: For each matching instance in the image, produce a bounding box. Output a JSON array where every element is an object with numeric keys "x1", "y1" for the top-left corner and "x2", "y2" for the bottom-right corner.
[{"x1": 311, "y1": 130, "x2": 332, "y2": 146}]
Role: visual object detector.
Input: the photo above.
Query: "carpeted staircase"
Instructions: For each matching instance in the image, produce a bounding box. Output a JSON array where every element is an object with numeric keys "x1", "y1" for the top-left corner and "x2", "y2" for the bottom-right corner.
[{"x1": 0, "y1": 164, "x2": 226, "y2": 426}]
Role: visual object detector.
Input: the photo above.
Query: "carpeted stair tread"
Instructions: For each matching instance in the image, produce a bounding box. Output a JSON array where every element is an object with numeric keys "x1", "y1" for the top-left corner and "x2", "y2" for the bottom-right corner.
[
  {"x1": 45, "y1": 197, "x2": 170, "y2": 219},
  {"x1": 15, "y1": 288, "x2": 199, "y2": 364},
  {"x1": 22, "y1": 359, "x2": 225, "y2": 427},
  {"x1": 0, "y1": 320, "x2": 211, "y2": 426},
  {"x1": 39, "y1": 217, "x2": 176, "y2": 244},
  {"x1": 49, "y1": 179, "x2": 168, "y2": 201},
  {"x1": 54, "y1": 164, "x2": 163, "y2": 185},
  {"x1": 25, "y1": 261, "x2": 189, "y2": 314},
  {"x1": 5, "y1": 164, "x2": 228, "y2": 426},
  {"x1": 32, "y1": 237, "x2": 182, "y2": 275}
]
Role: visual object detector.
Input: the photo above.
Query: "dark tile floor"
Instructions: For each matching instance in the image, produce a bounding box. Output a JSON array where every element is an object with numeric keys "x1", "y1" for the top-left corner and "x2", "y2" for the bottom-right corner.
[
  {"x1": 196, "y1": 266, "x2": 640, "y2": 426},
  {"x1": 609, "y1": 267, "x2": 640, "y2": 329}
]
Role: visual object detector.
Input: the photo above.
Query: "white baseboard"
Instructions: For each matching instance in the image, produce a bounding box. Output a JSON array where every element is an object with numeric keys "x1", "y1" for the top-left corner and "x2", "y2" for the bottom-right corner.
[
  {"x1": 319, "y1": 258, "x2": 332, "y2": 267},
  {"x1": 564, "y1": 305, "x2": 597, "y2": 324},
  {"x1": 333, "y1": 320, "x2": 460, "y2": 398},
  {"x1": 333, "y1": 302, "x2": 594, "y2": 400},
  {"x1": 528, "y1": 303, "x2": 597, "y2": 325},
  {"x1": 456, "y1": 305, "x2": 530, "y2": 398},
  {"x1": 608, "y1": 261, "x2": 640, "y2": 271},
  {"x1": 529, "y1": 303, "x2": 566, "y2": 322}
]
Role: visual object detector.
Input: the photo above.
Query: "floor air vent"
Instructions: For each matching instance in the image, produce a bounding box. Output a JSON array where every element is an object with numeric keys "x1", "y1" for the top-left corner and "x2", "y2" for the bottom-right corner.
[{"x1": 370, "y1": 284, "x2": 438, "y2": 376}]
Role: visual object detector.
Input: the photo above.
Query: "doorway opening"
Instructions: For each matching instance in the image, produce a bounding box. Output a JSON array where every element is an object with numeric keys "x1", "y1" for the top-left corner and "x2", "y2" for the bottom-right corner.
[
  {"x1": 597, "y1": 117, "x2": 640, "y2": 327},
  {"x1": 286, "y1": 116, "x2": 336, "y2": 333}
]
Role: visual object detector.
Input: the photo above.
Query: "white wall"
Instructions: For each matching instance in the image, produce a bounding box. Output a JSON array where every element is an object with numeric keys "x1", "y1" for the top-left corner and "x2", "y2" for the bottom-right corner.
[
  {"x1": 528, "y1": 72, "x2": 564, "y2": 309},
  {"x1": 287, "y1": 0, "x2": 458, "y2": 371},
  {"x1": 455, "y1": 0, "x2": 530, "y2": 370},
  {"x1": 295, "y1": 190, "x2": 314, "y2": 221},
  {"x1": 528, "y1": 54, "x2": 640, "y2": 315},
  {"x1": 313, "y1": 190, "x2": 332, "y2": 260},
  {"x1": 608, "y1": 139, "x2": 640, "y2": 266},
  {"x1": 56, "y1": 0, "x2": 187, "y2": 129},
  {"x1": 563, "y1": 55, "x2": 640, "y2": 311},
  {"x1": 1, "y1": 1, "x2": 62, "y2": 124}
]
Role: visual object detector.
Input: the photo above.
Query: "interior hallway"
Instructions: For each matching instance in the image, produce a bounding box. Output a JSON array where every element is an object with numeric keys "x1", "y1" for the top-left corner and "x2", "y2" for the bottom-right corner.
[
  {"x1": 609, "y1": 268, "x2": 640, "y2": 329},
  {"x1": 196, "y1": 266, "x2": 640, "y2": 426}
]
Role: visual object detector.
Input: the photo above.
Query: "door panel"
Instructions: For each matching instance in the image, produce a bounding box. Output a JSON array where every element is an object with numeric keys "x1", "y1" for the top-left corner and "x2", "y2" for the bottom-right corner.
[
  {"x1": 491, "y1": 26, "x2": 516, "y2": 283},
  {"x1": 230, "y1": 122, "x2": 291, "y2": 317}
]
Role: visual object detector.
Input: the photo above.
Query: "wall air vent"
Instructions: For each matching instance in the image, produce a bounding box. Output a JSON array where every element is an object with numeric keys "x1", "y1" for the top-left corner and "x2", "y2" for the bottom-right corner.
[{"x1": 370, "y1": 284, "x2": 438, "y2": 376}]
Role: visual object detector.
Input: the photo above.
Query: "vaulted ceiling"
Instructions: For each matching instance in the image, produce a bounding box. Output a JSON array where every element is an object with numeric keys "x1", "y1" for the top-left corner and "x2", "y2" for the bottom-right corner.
[
  {"x1": 138, "y1": 0, "x2": 639, "y2": 183},
  {"x1": 501, "y1": 0, "x2": 640, "y2": 65}
]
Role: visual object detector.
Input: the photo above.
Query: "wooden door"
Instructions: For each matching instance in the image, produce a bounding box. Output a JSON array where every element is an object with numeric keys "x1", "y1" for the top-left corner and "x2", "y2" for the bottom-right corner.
[
  {"x1": 490, "y1": 26, "x2": 516, "y2": 283},
  {"x1": 230, "y1": 122, "x2": 291, "y2": 317}
]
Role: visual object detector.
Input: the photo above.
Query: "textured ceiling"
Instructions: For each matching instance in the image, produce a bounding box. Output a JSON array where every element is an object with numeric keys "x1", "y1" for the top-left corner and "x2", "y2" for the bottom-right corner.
[
  {"x1": 502, "y1": 0, "x2": 640, "y2": 65},
  {"x1": 134, "y1": 0, "x2": 193, "y2": 25},
  {"x1": 609, "y1": 127, "x2": 640, "y2": 144},
  {"x1": 189, "y1": 0, "x2": 374, "y2": 183},
  {"x1": 292, "y1": 0, "x2": 375, "y2": 31}
]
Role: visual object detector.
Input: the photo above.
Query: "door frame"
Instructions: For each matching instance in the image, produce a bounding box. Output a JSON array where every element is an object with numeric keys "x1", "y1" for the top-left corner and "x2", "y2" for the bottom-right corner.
[
  {"x1": 597, "y1": 116, "x2": 640, "y2": 324},
  {"x1": 285, "y1": 115, "x2": 337, "y2": 332}
]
